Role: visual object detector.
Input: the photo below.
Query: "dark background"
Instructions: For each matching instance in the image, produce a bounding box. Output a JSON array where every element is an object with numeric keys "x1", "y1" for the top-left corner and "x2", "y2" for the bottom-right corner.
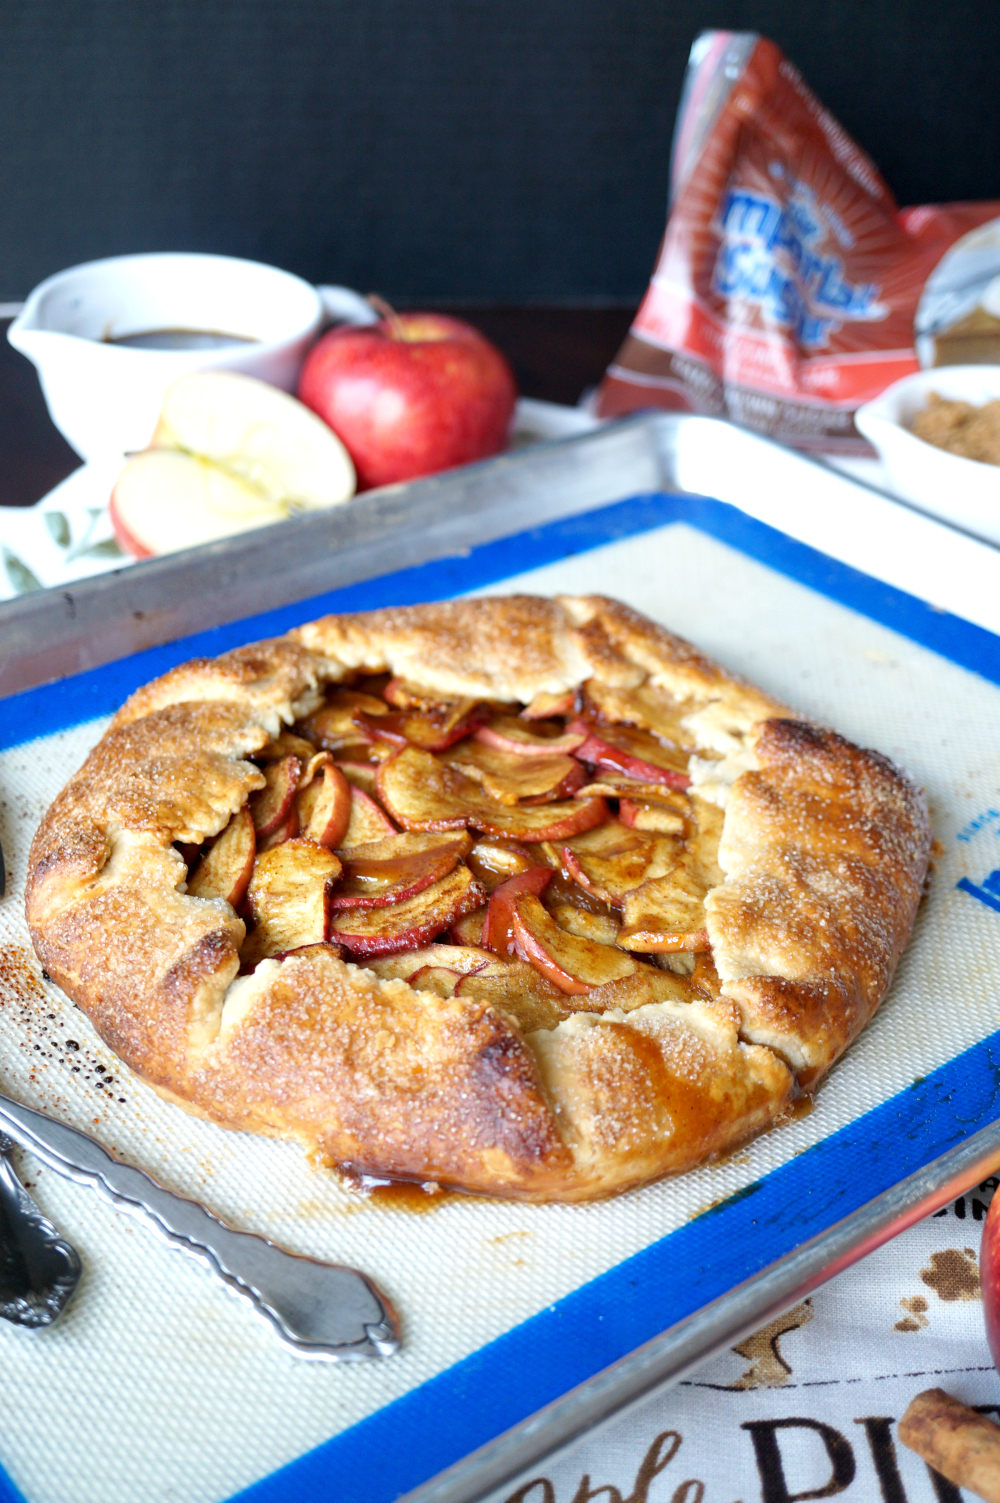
[{"x1": 4, "y1": 0, "x2": 1000, "y2": 306}]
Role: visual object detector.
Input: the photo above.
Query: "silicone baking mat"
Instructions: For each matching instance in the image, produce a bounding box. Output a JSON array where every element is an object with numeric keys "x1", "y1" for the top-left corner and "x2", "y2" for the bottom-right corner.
[{"x1": 0, "y1": 492, "x2": 999, "y2": 1503}]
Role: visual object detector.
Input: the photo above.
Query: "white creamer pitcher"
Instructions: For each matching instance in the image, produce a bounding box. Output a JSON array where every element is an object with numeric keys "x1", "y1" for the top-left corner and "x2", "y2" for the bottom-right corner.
[{"x1": 7, "y1": 253, "x2": 373, "y2": 461}]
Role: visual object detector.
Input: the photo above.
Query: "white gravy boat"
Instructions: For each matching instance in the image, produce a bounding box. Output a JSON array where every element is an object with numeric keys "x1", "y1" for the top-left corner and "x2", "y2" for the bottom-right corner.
[{"x1": 7, "y1": 253, "x2": 374, "y2": 461}]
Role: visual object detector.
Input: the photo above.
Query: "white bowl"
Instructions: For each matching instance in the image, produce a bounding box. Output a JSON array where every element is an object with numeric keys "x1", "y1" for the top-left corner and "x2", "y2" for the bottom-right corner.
[
  {"x1": 855, "y1": 366, "x2": 1000, "y2": 546},
  {"x1": 7, "y1": 252, "x2": 324, "y2": 460}
]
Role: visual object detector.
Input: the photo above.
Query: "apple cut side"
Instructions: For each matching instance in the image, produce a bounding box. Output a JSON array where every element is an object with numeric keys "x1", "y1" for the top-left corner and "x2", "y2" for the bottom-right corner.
[
  {"x1": 444, "y1": 740, "x2": 583, "y2": 805},
  {"x1": 248, "y1": 755, "x2": 303, "y2": 839},
  {"x1": 569, "y1": 719, "x2": 692, "y2": 789},
  {"x1": 240, "y1": 838, "x2": 342, "y2": 969},
  {"x1": 617, "y1": 870, "x2": 711, "y2": 953},
  {"x1": 295, "y1": 760, "x2": 352, "y2": 848},
  {"x1": 337, "y1": 787, "x2": 398, "y2": 848},
  {"x1": 455, "y1": 957, "x2": 574, "y2": 1034},
  {"x1": 154, "y1": 370, "x2": 356, "y2": 511},
  {"x1": 186, "y1": 807, "x2": 256, "y2": 908},
  {"x1": 545, "y1": 819, "x2": 676, "y2": 909},
  {"x1": 450, "y1": 908, "x2": 487, "y2": 946},
  {"x1": 481, "y1": 866, "x2": 553, "y2": 958},
  {"x1": 619, "y1": 800, "x2": 686, "y2": 835},
  {"x1": 110, "y1": 449, "x2": 290, "y2": 558},
  {"x1": 329, "y1": 865, "x2": 486, "y2": 956},
  {"x1": 474, "y1": 715, "x2": 586, "y2": 758}
]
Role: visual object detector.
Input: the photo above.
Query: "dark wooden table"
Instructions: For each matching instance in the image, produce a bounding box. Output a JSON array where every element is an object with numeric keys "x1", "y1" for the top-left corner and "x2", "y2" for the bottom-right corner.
[{"x1": 0, "y1": 308, "x2": 634, "y2": 508}]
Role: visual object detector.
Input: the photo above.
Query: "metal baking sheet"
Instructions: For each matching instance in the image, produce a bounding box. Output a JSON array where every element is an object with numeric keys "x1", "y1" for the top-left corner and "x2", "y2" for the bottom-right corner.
[{"x1": 0, "y1": 422, "x2": 999, "y2": 1503}]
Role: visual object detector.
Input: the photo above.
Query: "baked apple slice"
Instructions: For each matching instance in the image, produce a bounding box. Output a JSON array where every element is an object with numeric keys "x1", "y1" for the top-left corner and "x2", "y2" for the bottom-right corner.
[
  {"x1": 482, "y1": 866, "x2": 553, "y2": 958},
  {"x1": 257, "y1": 731, "x2": 317, "y2": 763},
  {"x1": 569, "y1": 718, "x2": 691, "y2": 789},
  {"x1": 520, "y1": 692, "x2": 575, "y2": 720},
  {"x1": 466, "y1": 836, "x2": 539, "y2": 892},
  {"x1": 617, "y1": 868, "x2": 711, "y2": 952},
  {"x1": 295, "y1": 759, "x2": 352, "y2": 848},
  {"x1": 619, "y1": 800, "x2": 686, "y2": 835},
  {"x1": 455, "y1": 957, "x2": 574, "y2": 1033},
  {"x1": 248, "y1": 755, "x2": 302, "y2": 839},
  {"x1": 444, "y1": 740, "x2": 583, "y2": 805},
  {"x1": 187, "y1": 807, "x2": 256, "y2": 907},
  {"x1": 329, "y1": 865, "x2": 486, "y2": 956},
  {"x1": 297, "y1": 690, "x2": 389, "y2": 753},
  {"x1": 451, "y1": 908, "x2": 487, "y2": 945},
  {"x1": 338, "y1": 787, "x2": 397, "y2": 848},
  {"x1": 335, "y1": 762, "x2": 380, "y2": 796},
  {"x1": 474, "y1": 715, "x2": 586, "y2": 757},
  {"x1": 330, "y1": 832, "x2": 471, "y2": 909},
  {"x1": 509, "y1": 894, "x2": 640, "y2": 994},
  {"x1": 378, "y1": 746, "x2": 609, "y2": 840},
  {"x1": 546, "y1": 819, "x2": 676, "y2": 908},
  {"x1": 548, "y1": 904, "x2": 620, "y2": 947},
  {"x1": 354, "y1": 702, "x2": 488, "y2": 752},
  {"x1": 240, "y1": 838, "x2": 343, "y2": 968},
  {"x1": 364, "y1": 943, "x2": 492, "y2": 983},
  {"x1": 582, "y1": 681, "x2": 697, "y2": 751}
]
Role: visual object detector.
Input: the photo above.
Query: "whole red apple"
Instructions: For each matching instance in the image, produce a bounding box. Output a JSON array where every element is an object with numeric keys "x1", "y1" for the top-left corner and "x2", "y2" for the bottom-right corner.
[
  {"x1": 297, "y1": 313, "x2": 518, "y2": 489},
  {"x1": 981, "y1": 1186, "x2": 1000, "y2": 1371}
]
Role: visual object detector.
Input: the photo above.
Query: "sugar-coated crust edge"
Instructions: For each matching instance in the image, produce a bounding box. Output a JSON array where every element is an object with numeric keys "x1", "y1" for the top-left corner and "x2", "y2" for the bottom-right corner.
[{"x1": 26, "y1": 595, "x2": 930, "y2": 1201}]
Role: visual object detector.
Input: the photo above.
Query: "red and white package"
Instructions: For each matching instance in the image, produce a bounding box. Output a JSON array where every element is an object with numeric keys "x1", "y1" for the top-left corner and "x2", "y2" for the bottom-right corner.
[{"x1": 597, "y1": 31, "x2": 1000, "y2": 452}]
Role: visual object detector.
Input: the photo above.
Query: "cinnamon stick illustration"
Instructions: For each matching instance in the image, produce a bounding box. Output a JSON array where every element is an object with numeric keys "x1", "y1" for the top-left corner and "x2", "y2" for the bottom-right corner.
[{"x1": 899, "y1": 1388, "x2": 1000, "y2": 1501}]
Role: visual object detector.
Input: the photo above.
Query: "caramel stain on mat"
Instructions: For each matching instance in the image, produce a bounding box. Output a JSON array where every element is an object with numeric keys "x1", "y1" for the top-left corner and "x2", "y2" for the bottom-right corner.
[
  {"x1": 896, "y1": 1295, "x2": 929, "y2": 1331},
  {"x1": 920, "y1": 1247, "x2": 981, "y2": 1301},
  {"x1": 728, "y1": 1300, "x2": 813, "y2": 1388}
]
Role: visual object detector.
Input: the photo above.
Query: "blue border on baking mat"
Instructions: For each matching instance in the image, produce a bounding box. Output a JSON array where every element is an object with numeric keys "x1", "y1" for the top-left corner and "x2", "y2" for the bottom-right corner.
[
  {"x1": 1, "y1": 490, "x2": 999, "y2": 750},
  {"x1": 1, "y1": 490, "x2": 999, "y2": 1503}
]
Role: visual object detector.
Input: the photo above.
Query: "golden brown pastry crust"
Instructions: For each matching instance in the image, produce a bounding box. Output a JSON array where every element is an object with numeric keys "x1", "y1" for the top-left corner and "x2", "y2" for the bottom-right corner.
[{"x1": 25, "y1": 595, "x2": 930, "y2": 1202}]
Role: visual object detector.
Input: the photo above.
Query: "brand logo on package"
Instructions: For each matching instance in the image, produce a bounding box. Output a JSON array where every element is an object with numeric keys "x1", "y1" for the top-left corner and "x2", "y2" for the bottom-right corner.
[{"x1": 711, "y1": 177, "x2": 887, "y2": 348}]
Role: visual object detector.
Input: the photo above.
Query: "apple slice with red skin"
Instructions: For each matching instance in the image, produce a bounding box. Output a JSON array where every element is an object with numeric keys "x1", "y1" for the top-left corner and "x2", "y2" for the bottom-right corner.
[
  {"x1": 482, "y1": 866, "x2": 552, "y2": 958},
  {"x1": 338, "y1": 787, "x2": 397, "y2": 848},
  {"x1": 509, "y1": 894, "x2": 640, "y2": 995},
  {"x1": 619, "y1": 800, "x2": 686, "y2": 835},
  {"x1": 257, "y1": 731, "x2": 318, "y2": 763},
  {"x1": 354, "y1": 702, "x2": 488, "y2": 753},
  {"x1": 547, "y1": 819, "x2": 675, "y2": 908},
  {"x1": 578, "y1": 776, "x2": 691, "y2": 812},
  {"x1": 240, "y1": 838, "x2": 342, "y2": 969},
  {"x1": 520, "y1": 692, "x2": 576, "y2": 721},
  {"x1": 297, "y1": 691, "x2": 389, "y2": 753},
  {"x1": 403, "y1": 966, "x2": 468, "y2": 998},
  {"x1": 455, "y1": 956, "x2": 573, "y2": 1033},
  {"x1": 581, "y1": 681, "x2": 697, "y2": 752},
  {"x1": 329, "y1": 865, "x2": 486, "y2": 957},
  {"x1": 249, "y1": 755, "x2": 302, "y2": 839},
  {"x1": 444, "y1": 740, "x2": 582, "y2": 805},
  {"x1": 365, "y1": 943, "x2": 492, "y2": 983},
  {"x1": 187, "y1": 807, "x2": 256, "y2": 907},
  {"x1": 330, "y1": 832, "x2": 471, "y2": 909},
  {"x1": 295, "y1": 760, "x2": 352, "y2": 849},
  {"x1": 451, "y1": 908, "x2": 487, "y2": 946},
  {"x1": 377, "y1": 745, "x2": 609, "y2": 841},
  {"x1": 474, "y1": 715, "x2": 586, "y2": 758},
  {"x1": 549, "y1": 903, "x2": 620, "y2": 947},
  {"x1": 259, "y1": 811, "x2": 300, "y2": 851},
  {"x1": 569, "y1": 718, "x2": 691, "y2": 790}
]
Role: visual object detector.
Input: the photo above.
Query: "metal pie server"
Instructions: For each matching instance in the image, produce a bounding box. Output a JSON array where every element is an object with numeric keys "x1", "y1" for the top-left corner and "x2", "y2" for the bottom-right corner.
[{"x1": 0, "y1": 1094, "x2": 400, "y2": 1360}]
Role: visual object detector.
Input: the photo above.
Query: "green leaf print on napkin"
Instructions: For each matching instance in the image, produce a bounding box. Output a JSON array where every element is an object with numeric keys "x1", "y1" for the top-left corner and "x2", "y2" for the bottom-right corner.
[
  {"x1": 43, "y1": 511, "x2": 71, "y2": 548},
  {"x1": 2, "y1": 547, "x2": 43, "y2": 594},
  {"x1": 75, "y1": 538, "x2": 125, "y2": 561}
]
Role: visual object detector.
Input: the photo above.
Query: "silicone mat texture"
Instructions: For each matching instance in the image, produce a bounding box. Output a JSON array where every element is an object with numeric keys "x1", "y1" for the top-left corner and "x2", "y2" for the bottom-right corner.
[{"x1": 0, "y1": 500, "x2": 998, "y2": 1503}]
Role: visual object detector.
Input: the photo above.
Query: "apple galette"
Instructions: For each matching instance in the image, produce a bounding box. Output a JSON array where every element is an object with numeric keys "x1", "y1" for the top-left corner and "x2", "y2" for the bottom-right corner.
[{"x1": 26, "y1": 596, "x2": 931, "y2": 1202}]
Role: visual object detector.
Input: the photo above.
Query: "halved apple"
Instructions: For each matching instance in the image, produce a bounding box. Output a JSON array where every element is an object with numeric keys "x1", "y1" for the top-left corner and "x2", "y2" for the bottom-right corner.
[
  {"x1": 365, "y1": 943, "x2": 492, "y2": 982},
  {"x1": 481, "y1": 866, "x2": 552, "y2": 958},
  {"x1": 240, "y1": 838, "x2": 342, "y2": 968},
  {"x1": 295, "y1": 760, "x2": 352, "y2": 848},
  {"x1": 249, "y1": 755, "x2": 302, "y2": 839},
  {"x1": 153, "y1": 370, "x2": 355, "y2": 511},
  {"x1": 509, "y1": 894, "x2": 640, "y2": 994},
  {"x1": 444, "y1": 740, "x2": 582, "y2": 805},
  {"x1": 455, "y1": 957, "x2": 573, "y2": 1033},
  {"x1": 111, "y1": 449, "x2": 292, "y2": 558},
  {"x1": 329, "y1": 832, "x2": 471, "y2": 909},
  {"x1": 338, "y1": 787, "x2": 397, "y2": 848},
  {"x1": 329, "y1": 865, "x2": 486, "y2": 956},
  {"x1": 466, "y1": 836, "x2": 539, "y2": 892},
  {"x1": 474, "y1": 715, "x2": 585, "y2": 757},
  {"x1": 569, "y1": 718, "x2": 691, "y2": 789},
  {"x1": 617, "y1": 869, "x2": 711, "y2": 952},
  {"x1": 187, "y1": 806, "x2": 256, "y2": 907},
  {"x1": 377, "y1": 746, "x2": 609, "y2": 840}
]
